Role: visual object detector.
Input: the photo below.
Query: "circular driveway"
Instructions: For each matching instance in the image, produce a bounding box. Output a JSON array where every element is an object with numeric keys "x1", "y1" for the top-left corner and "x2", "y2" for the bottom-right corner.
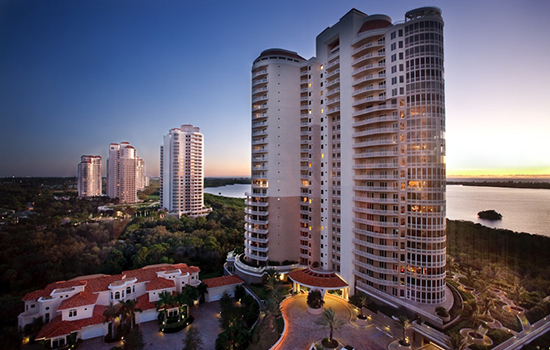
[{"x1": 274, "y1": 294, "x2": 394, "y2": 350}]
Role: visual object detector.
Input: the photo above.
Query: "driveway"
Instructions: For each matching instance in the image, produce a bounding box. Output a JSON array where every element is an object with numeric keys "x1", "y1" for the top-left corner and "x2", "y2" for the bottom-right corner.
[
  {"x1": 79, "y1": 301, "x2": 221, "y2": 350},
  {"x1": 274, "y1": 294, "x2": 394, "y2": 350}
]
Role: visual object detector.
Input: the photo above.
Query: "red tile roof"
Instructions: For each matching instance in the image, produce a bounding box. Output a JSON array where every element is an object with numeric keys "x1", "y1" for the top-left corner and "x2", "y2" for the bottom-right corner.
[
  {"x1": 135, "y1": 293, "x2": 159, "y2": 311},
  {"x1": 36, "y1": 305, "x2": 108, "y2": 340},
  {"x1": 145, "y1": 278, "x2": 175, "y2": 291},
  {"x1": 203, "y1": 275, "x2": 244, "y2": 289},
  {"x1": 288, "y1": 268, "x2": 348, "y2": 289},
  {"x1": 22, "y1": 280, "x2": 86, "y2": 301},
  {"x1": 58, "y1": 291, "x2": 98, "y2": 310}
]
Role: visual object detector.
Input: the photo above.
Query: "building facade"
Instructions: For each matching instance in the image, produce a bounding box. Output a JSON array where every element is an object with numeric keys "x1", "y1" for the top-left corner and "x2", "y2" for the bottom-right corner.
[
  {"x1": 160, "y1": 124, "x2": 211, "y2": 218},
  {"x1": 238, "y1": 7, "x2": 446, "y2": 315},
  {"x1": 106, "y1": 142, "x2": 144, "y2": 204},
  {"x1": 77, "y1": 155, "x2": 102, "y2": 197},
  {"x1": 18, "y1": 263, "x2": 201, "y2": 347}
]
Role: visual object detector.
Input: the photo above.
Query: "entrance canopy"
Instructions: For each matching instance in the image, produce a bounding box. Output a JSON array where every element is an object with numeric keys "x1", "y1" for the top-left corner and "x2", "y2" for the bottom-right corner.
[{"x1": 288, "y1": 268, "x2": 348, "y2": 290}]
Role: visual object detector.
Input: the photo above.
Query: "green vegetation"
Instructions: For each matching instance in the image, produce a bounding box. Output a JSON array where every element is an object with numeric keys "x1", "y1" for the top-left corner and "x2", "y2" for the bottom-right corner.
[
  {"x1": 204, "y1": 177, "x2": 250, "y2": 188},
  {"x1": 215, "y1": 290, "x2": 258, "y2": 350},
  {"x1": 0, "y1": 178, "x2": 246, "y2": 346}
]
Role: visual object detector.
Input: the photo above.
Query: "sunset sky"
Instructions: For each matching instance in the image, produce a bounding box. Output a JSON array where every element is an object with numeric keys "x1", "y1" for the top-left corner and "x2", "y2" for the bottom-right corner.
[{"x1": 1, "y1": 0, "x2": 549, "y2": 178}]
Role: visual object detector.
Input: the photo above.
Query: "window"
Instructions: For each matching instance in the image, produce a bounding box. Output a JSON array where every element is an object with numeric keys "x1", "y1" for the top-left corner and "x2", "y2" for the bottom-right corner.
[
  {"x1": 69, "y1": 309, "x2": 77, "y2": 317},
  {"x1": 126, "y1": 287, "x2": 131, "y2": 295}
]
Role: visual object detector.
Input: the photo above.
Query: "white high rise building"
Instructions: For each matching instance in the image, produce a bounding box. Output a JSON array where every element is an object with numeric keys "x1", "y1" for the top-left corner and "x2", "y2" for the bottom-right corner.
[
  {"x1": 106, "y1": 142, "x2": 143, "y2": 204},
  {"x1": 160, "y1": 124, "x2": 211, "y2": 218},
  {"x1": 77, "y1": 155, "x2": 102, "y2": 197},
  {"x1": 234, "y1": 7, "x2": 447, "y2": 322}
]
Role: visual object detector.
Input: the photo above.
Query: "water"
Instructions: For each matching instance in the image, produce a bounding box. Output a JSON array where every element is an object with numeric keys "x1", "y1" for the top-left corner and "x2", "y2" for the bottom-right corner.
[
  {"x1": 205, "y1": 184, "x2": 550, "y2": 237},
  {"x1": 446, "y1": 185, "x2": 550, "y2": 237},
  {"x1": 204, "y1": 184, "x2": 249, "y2": 198}
]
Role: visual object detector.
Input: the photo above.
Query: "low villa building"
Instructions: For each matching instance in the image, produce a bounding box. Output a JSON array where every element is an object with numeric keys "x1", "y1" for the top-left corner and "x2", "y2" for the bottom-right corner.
[{"x1": 18, "y1": 263, "x2": 200, "y2": 348}]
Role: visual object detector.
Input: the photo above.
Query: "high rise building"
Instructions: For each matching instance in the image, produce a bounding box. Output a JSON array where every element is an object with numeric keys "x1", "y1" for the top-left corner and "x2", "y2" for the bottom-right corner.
[
  {"x1": 77, "y1": 155, "x2": 102, "y2": 197},
  {"x1": 234, "y1": 6, "x2": 447, "y2": 320},
  {"x1": 106, "y1": 142, "x2": 143, "y2": 204},
  {"x1": 160, "y1": 124, "x2": 211, "y2": 218}
]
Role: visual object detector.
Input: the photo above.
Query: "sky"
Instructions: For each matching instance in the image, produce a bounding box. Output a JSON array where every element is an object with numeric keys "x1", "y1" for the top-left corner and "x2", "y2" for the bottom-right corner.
[{"x1": 0, "y1": 0, "x2": 549, "y2": 178}]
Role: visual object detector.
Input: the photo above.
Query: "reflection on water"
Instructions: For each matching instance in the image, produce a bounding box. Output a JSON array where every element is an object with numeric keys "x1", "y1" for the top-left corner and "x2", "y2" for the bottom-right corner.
[{"x1": 204, "y1": 184, "x2": 550, "y2": 237}]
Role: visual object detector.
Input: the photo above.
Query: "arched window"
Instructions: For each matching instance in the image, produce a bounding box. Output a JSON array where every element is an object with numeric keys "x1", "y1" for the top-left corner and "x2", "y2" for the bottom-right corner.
[
  {"x1": 115, "y1": 291, "x2": 120, "y2": 299},
  {"x1": 127, "y1": 287, "x2": 131, "y2": 295}
]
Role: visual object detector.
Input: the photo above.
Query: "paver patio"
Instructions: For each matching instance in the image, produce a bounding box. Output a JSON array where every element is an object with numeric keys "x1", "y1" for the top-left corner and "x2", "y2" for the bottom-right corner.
[
  {"x1": 79, "y1": 301, "x2": 221, "y2": 350},
  {"x1": 274, "y1": 294, "x2": 395, "y2": 350}
]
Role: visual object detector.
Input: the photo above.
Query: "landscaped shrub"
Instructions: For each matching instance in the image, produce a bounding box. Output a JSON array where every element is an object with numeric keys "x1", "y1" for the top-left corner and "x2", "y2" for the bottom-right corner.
[
  {"x1": 491, "y1": 305, "x2": 522, "y2": 332},
  {"x1": 525, "y1": 301, "x2": 550, "y2": 324},
  {"x1": 487, "y1": 329, "x2": 513, "y2": 346},
  {"x1": 436, "y1": 306, "x2": 449, "y2": 318},
  {"x1": 307, "y1": 290, "x2": 324, "y2": 309}
]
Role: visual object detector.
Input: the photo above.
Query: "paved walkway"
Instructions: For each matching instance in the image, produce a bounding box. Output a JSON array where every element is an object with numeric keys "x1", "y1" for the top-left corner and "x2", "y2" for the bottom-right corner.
[
  {"x1": 79, "y1": 301, "x2": 221, "y2": 350},
  {"x1": 274, "y1": 294, "x2": 394, "y2": 350}
]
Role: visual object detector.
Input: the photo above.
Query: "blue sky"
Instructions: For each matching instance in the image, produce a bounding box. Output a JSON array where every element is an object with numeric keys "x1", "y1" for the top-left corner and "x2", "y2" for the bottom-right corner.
[{"x1": 1, "y1": 0, "x2": 549, "y2": 177}]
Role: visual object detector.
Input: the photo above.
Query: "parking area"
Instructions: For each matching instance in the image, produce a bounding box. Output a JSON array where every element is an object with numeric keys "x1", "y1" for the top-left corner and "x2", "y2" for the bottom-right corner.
[{"x1": 79, "y1": 301, "x2": 221, "y2": 350}]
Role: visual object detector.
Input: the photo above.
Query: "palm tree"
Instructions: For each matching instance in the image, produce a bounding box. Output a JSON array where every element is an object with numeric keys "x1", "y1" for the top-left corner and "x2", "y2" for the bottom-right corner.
[
  {"x1": 444, "y1": 334, "x2": 468, "y2": 350},
  {"x1": 183, "y1": 325, "x2": 203, "y2": 350},
  {"x1": 348, "y1": 292, "x2": 369, "y2": 318},
  {"x1": 156, "y1": 291, "x2": 174, "y2": 321},
  {"x1": 396, "y1": 315, "x2": 412, "y2": 346},
  {"x1": 264, "y1": 268, "x2": 280, "y2": 291},
  {"x1": 478, "y1": 290, "x2": 498, "y2": 316},
  {"x1": 103, "y1": 302, "x2": 119, "y2": 337},
  {"x1": 180, "y1": 285, "x2": 199, "y2": 319},
  {"x1": 264, "y1": 297, "x2": 281, "y2": 332},
  {"x1": 196, "y1": 282, "x2": 208, "y2": 304},
  {"x1": 315, "y1": 307, "x2": 345, "y2": 345},
  {"x1": 509, "y1": 282, "x2": 526, "y2": 306},
  {"x1": 463, "y1": 267, "x2": 479, "y2": 288},
  {"x1": 121, "y1": 299, "x2": 142, "y2": 329},
  {"x1": 307, "y1": 290, "x2": 325, "y2": 309}
]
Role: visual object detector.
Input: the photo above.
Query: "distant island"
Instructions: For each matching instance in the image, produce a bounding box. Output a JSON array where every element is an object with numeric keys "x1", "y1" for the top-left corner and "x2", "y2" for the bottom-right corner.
[
  {"x1": 447, "y1": 180, "x2": 550, "y2": 190},
  {"x1": 478, "y1": 209, "x2": 503, "y2": 220},
  {"x1": 204, "y1": 177, "x2": 250, "y2": 188}
]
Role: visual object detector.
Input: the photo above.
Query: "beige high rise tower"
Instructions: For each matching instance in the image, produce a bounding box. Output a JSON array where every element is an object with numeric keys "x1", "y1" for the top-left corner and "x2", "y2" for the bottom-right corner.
[
  {"x1": 77, "y1": 155, "x2": 102, "y2": 197},
  {"x1": 160, "y1": 124, "x2": 211, "y2": 218},
  {"x1": 106, "y1": 142, "x2": 143, "y2": 204},
  {"x1": 232, "y1": 7, "x2": 447, "y2": 322}
]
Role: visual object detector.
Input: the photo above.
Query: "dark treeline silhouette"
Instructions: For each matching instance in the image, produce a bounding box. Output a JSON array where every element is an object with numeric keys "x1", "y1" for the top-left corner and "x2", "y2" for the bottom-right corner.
[{"x1": 447, "y1": 180, "x2": 550, "y2": 190}]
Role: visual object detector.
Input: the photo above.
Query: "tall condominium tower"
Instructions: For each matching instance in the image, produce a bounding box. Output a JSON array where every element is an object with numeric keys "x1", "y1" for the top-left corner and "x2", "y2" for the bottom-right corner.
[
  {"x1": 106, "y1": 142, "x2": 143, "y2": 204},
  {"x1": 236, "y1": 7, "x2": 446, "y2": 320},
  {"x1": 160, "y1": 124, "x2": 211, "y2": 218},
  {"x1": 77, "y1": 155, "x2": 102, "y2": 197}
]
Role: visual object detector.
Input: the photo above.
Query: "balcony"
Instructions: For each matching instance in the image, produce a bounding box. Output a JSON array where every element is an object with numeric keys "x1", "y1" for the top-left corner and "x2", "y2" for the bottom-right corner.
[
  {"x1": 352, "y1": 162, "x2": 398, "y2": 169},
  {"x1": 326, "y1": 97, "x2": 340, "y2": 106},
  {"x1": 245, "y1": 192, "x2": 268, "y2": 198},
  {"x1": 353, "y1": 217, "x2": 399, "y2": 228},
  {"x1": 353, "y1": 259, "x2": 396, "y2": 275},
  {"x1": 252, "y1": 130, "x2": 268, "y2": 137},
  {"x1": 353, "y1": 139, "x2": 397, "y2": 148},
  {"x1": 245, "y1": 233, "x2": 269, "y2": 244},
  {"x1": 326, "y1": 106, "x2": 341, "y2": 115},
  {"x1": 353, "y1": 151, "x2": 399, "y2": 159},
  {"x1": 352, "y1": 104, "x2": 398, "y2": 117},
  {"x1": 252, "y1": 147, "x2": 268, "y2": 154},
  {"x1": 252, "y1": 78, "x2": 268, "y2": 86},
  {"x1": 245, "y1": 242, "x2": 269, "y2": 253},
  {"x1": 353, "y1": 73, "x2": 386, "y2": 87},
  {"x1": 352, "y1": 196, "x2": 399, "y2": 204},
  {"x1": 326, "y1": 68, "x2": 340, "y2": 79},
  {"x1": 353, "y1": 186, "x2": 397, "y2": 192},
  {"x1": 352, "y1": 84, "x2": 387, "y2": 97},
  {"x1": 352, "y1": 126, "x2": 399, "y2": 137},
  {"x1": 252, "y1": 86, "x2": 268, "y2": 95},
  {"x1": 253, "y1": 103, "x2": 268, "y2": 111},
  {"x1": 244, "y1": 199, "x2": 268, "y2": 207},
  {"x1": 251, "y1": 174, "x2": 267, "y2": 180},
  {"x1": 354, "y1": 271, "x2": 398, "y2": 287},
  {"x1": 247, "y1": 252, "x2": 269, "y2": 262},
  {"x1": 352, "y1": 63, "x2": 385, "y2": 77},
  {"x1": 252, "y1": 95, "x2": 268, "y2": 103},
  {"x1": 326, "y1": 87, "x2": 340, "y2": 97},
  {"x1": 251, "y1": 138, "x2": 268, "y2": 145},
  {"x1": 353, "y1": 238, "x2": 399, "y2": 252},
  {"x1": 245, "y1": 208, "x2": 269, "y2": 216},
  {"x1": 353, "y1": 249, "x2": 398, "y2": 263},
  {"x1": 352, "y1": 51, "x2": 385, "y2": 66},
  {"x1": 244, "y1": 224, "x2": 268, "y2": 234},
  {"x1": 351, "y1": 40, "x2": 386, "y2": 55},
  {"x1": 352, "y1": 227, "x2": 399, "y2": 239},
  {"x1": 352, "y1": 95, "x2": 387, "y2": 107},
  {"x1": 252, "y1": 121, "x2": 268, "y2": 129},
  {"x1": 352, "y1": 114, "x2": 398, "y2": 127},
  {"x1": 326, "y1": 59, "x2": 340, "y2": 70},
  {"x1": 353, "y1": 206, "x2": 399, "y2": 215},
  {"x1": 252, "y1": 69, "x2": 268, "y2": 78}
]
